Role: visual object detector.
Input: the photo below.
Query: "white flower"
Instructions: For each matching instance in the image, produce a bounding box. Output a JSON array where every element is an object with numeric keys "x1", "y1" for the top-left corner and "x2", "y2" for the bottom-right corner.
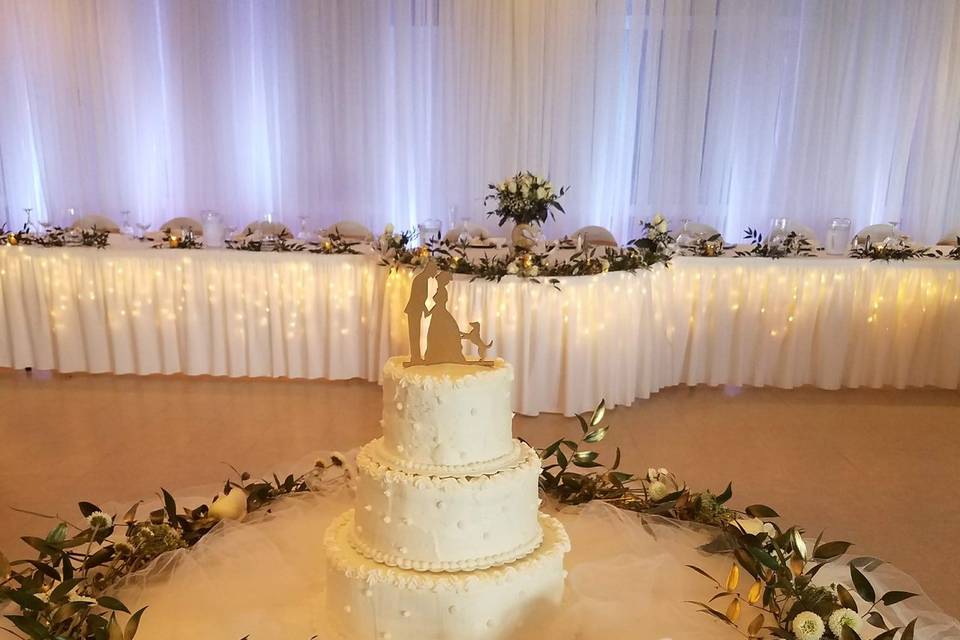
[
  {"x1": 525, "y1": 266, "x2": 539, "y2": 277},
  {"x1": 67, "y1": 589, "x2": 97, "y2": 605},
  {"x1": 208, "y1": 487, "x2": 248, "y2": 521},
  {"x1": 791, "y1": 612, "x2": 825, "y2": 640},
  {"x1": 536, "y1": 186, "x2": 547, "y2": 199},
  {"x1": 656, "y1": 218, "x2": 668, "y2": 234},
  {"x1": 506, "y1": 262, "x2": 519, "y2": 274},
  {"x1": 828, "y1": 609, "x2": 862, "y2": 638},
  {"x1": 498, "y1": 181, "x2": 506, "y2": 191},
  {"x1": 646, "y1": 468, "x2": 659, "y2": 481},
  {"x1": 383, "y1": 223, "x2": 394, "y2": 235},
  {"x1": 657, "y1": 467, "x2": 669, "y2": 476},
  {"x1": 648, "y1": 480, "x2": 670, "y2": 501},
  {"x1": 86, "y1": 511, "x2": 113, "y2": 530},
  {"x1": 520, "y1": 185, "x2": 530, "y2": 197},
  {"x1": 735, "y1": 517, "x2": 776, "y2": 536},
  {"x1": 507, "y1": 181, "x2": 517, "y2": 193}
]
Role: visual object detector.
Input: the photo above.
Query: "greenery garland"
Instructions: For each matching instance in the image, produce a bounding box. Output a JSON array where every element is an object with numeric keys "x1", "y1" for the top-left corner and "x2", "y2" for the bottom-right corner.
[
  {"x1": 373, "y1": 219, "x2": 674, "y2": 286},
  {"x1": 0, "y1": 226, "x2": 110, "y2": 249},
  {"x1": 1, "y1": 402, "x2": 929, "y2": 640}
]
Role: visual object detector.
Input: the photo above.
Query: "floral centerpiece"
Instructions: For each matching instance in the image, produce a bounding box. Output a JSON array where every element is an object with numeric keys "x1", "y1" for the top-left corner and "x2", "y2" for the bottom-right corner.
[{"x1": 485, "y1": 171, "x2": 568, "y2": 249}]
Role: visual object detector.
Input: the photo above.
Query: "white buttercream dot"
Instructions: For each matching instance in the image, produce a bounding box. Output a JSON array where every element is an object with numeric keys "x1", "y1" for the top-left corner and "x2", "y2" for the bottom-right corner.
[
  {"x1": 412, "y1": 422, "x2": 420, "y2": 431},
  {"x1": 435, "y1": 500, "x2": 444, "y2": 509},
  {"x1": 396, "y1": 402, "x2": 403, "y2": 410},
  {"x1": 456, "y1": 520, "x2": 465, "y2": 529},
  {"x1": 396, "y1": 444, "x2": 404, "y2": 452},
  {"x1": 383, "y1": 515, "x2": 391, "y2": 524},
  {"x1": 448, "y1": 605, "x2": 457, "y2": 614},
  {"x1": 399, "y1": 546, "x2": 407, "y2": 554},
  {"x1": 364, "y1": 589, "x2": 373, "y2": 597},
  {"x1": 383, "y1": 489, "x2": 392, "y2": 497},
  {"x1": 364, "y1": 504, "x2": 373, "y2": 511},
  {"x1": 401, "y1": 610, "x2": 411, "y2": 618},
  {"x1": 344, "y1": 605, "x2": 352, "y2": 613}
]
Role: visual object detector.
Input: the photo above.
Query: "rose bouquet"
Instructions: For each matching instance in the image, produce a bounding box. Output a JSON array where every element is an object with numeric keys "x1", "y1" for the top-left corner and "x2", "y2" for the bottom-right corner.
[{"x1": 485, "y1": 172, "x2": 568, "y2": 227}]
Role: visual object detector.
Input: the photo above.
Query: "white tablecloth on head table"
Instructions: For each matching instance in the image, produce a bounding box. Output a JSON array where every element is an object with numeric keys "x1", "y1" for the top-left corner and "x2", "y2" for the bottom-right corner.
[{"x1": 2, "y1": 243, "x2": 959, "y2": 415}]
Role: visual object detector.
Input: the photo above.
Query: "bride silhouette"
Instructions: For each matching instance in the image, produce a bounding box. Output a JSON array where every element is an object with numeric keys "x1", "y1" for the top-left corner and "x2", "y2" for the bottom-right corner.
[{"x1": 423, "y1": 272, "x2": 467, "y2": 364}]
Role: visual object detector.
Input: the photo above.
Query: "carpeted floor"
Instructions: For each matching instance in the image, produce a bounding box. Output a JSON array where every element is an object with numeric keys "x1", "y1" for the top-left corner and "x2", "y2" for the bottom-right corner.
[{"x1": 0, "y1": 368, "x2": 957, "y2": 617}]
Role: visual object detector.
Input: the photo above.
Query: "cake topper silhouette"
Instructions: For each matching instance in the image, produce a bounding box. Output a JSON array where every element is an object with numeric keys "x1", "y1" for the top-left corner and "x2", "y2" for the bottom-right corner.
[{"x1": 404, "y1": 261, "x2": 494, "y2": 367}]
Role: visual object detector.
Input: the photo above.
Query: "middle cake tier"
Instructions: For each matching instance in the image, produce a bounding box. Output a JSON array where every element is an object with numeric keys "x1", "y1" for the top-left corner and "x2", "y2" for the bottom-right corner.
[{"x1": 352, "y1": 440, "x2": 543, "y2": 572}]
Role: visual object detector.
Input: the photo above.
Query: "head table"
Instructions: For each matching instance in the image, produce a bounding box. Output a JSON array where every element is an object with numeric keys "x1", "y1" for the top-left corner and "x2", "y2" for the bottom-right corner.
[{"x1": 1, "y1": 238, "x2": 958, "y2": 415}]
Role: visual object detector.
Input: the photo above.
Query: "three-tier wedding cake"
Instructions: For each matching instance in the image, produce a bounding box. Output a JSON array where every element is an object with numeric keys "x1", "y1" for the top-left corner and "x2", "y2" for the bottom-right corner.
[{"x1": 323, "y1": 357, "x2": 570, "y2": 639}]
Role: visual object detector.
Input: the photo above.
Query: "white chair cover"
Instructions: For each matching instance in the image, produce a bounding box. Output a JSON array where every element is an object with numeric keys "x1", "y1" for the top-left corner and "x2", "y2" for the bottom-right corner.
[
  {"x1": 242, "y1": 221, "x2": 292, "y2": 239},
  {"x1": 443, "y1": 222, "x2": 490, "y2": 244},
  {"x1": 856, "y1": 223, "x2": 901, "y2": 242},
  {"x1": 161, "y1": 216, "x2": 203, "y2": 235},
  {"x1": 71, "y1": 214, "x2": 120, "y2": 233},
  {"x1": 573, "y1": 225, "x2": 618, "y2": 247},
  {"x1": 326, "y1": 220, "x2": 373, "y2": 241}
]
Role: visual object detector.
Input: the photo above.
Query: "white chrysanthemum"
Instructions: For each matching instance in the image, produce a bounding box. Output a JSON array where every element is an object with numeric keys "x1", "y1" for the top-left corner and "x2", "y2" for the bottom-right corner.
[
  {"x1": 828, "y1": 608, "x2": 862, "y2": 638},
  {"x1": 648, "y1": 480, "x2": 670, "y2": 501},
  {"x1": 86, "y1": 511, "x2": 113, "y2": 529},
  {"x1": 791, "y1": 611, "x2": 825, "y2": 640}
]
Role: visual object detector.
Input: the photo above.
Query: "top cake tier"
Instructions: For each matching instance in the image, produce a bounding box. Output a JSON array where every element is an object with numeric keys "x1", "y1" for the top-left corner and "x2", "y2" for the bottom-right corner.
[{"x1": 381, "y1": 356, "x2": 515, "y2": 473}]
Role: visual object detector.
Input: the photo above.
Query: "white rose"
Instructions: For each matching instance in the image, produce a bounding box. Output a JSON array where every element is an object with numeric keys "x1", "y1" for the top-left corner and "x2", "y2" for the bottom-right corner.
[
  {"x1": 383, "y1": 223, "x2": 394, "y2": 235},
  {"x1": 648, "y1": 480, "x2": 669, "y2": 501},
  {"x1": 507, "y1": 262, "x2": 519, "y2": 274},
  {"x1": 646, "y1": 467, "x2": 659, "y2": 481},
  {"x1": 507, "y1": 181, "x2": 517, "y2": 193},
  {"x1": 208, "y1": 487, "x2": 248, "y2": 521},
  {"x1": 791, "y1": 612, "x2": 825, "y2": 640},
  {"x1": 498, "y1": 182, "x2": 506, "y2": 191},
  {"x1": 828, "y1": 609, "x2": 862, "y2": 638},
  {"x1": 526, "y1": 266, "x2": 539, "y2": 277},
  {"x1": 521, "y1": 185, "x2": 530, "y2": 197},
  {"x1": 536, "y1": 187, "x2": 547, "y2": 199},
  {"x1": 656, "y1": 219, "x2": 668, "y2": 233}
]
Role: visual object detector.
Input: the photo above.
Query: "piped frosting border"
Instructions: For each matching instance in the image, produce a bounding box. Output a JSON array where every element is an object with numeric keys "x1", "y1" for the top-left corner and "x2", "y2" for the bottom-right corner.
[
  {"x1": 371, "y1": 437, "x2": 525, "y2": 478},
  {"x1": 324, "y1": 509, "x2": 570, "y2": 591}
]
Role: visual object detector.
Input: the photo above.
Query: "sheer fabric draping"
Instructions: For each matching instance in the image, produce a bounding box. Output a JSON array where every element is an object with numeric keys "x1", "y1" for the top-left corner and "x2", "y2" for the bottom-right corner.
[
  {"x1": 31, "y1": 458, "x2": 955, "y2": 640},
  {"x1": 1, "y1": 0, "x2": 959, "y2": 242}
]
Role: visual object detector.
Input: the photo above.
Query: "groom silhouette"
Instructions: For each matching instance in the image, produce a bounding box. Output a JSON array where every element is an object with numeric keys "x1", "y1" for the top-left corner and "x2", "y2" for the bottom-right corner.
[{"x1": 405, "y1": 260, "x2": 439, "y2": 363}]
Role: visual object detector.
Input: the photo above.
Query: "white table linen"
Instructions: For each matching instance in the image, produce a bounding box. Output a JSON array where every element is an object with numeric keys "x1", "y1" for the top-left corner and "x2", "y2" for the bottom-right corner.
[{"x1": 3, "y1": 244, "x2": 959, "y2": 415}]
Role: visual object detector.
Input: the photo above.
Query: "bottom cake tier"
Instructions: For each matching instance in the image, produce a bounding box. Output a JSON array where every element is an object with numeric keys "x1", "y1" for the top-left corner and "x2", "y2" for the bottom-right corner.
[{"x1": 323, "y1": 509, "x2": 569, "y2": 640}]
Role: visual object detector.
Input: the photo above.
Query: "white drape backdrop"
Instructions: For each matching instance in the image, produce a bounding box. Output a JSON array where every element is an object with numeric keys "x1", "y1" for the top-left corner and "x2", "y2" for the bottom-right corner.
[{"x1": 1, "y1": 0, "x2": 959, "y2": 242}]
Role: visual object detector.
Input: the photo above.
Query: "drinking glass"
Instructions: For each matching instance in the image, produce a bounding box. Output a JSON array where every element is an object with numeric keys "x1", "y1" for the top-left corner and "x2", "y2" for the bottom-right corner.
[
  {"x1": 768, "y1": 217, "x2": 789, "y2": 247},
  {"x1": 65, "y1": 208, "x2": 77, "y2": 229},
  {"x1": 825, "y1": 218, "x2": 851, "y2": 255},
  {"x1": 418, "y1": 218, "x2": 442, "y2": 246},
  {"x1": 135, "y1": 221, "x2": 150, "y2": 241},
  {"x1": 23, "y1": 208, "x2": 36, "y2": 233},
  {"x1": 297, "y1": 215, "x2": 311, "y2": 241},
  {"x1": 675, "y1": 219, "x2": 693, "y2": 250},
  {"x1": 458, "y1": 216, "x2": 472, "y2": 244},
  {"x1": 120, "y1": 210, "x2": 134, "y2": 236}
]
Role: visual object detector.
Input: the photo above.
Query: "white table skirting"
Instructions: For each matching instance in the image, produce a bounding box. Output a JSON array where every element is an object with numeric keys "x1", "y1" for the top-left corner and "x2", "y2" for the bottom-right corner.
[{"x1": 2, "y1": 245, "x2": 959, "y2": 415}]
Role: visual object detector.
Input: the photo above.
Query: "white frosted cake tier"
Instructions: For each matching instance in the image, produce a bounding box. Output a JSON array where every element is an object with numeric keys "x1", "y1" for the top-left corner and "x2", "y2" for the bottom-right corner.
[
  {"x1": 381, "y1": 357, "x2": 514, "y2": 469},
  {"x1": 352, "y1": 441, "x2": 543, "y2": 572},
  {"x1": 325, "y1": 509, "x2": 569, "y2": 640}
]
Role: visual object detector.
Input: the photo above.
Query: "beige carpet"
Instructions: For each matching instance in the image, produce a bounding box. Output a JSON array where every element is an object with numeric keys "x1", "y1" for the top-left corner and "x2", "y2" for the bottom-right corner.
[{"x1": 0, "y1": 368, "x2": 957, "y2": 618}]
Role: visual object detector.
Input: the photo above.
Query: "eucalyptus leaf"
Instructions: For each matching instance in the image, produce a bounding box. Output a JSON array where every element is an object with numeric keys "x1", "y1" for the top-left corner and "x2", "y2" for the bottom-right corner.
[
  {"x1": 125, "y1": 606, "x2": 148, "y2": 640},
  {"x1": 850, "y1": 565, "x2": 876, "y2": 603},
  {"x1": 78, "y1": 502, "x2": 102, "y2": 518},
  {"x1": 837, "y1": 584, "x2": 858, "y2": 611},
  {"x1": 97, "y1": 596, "x2": 130, "y2": 613},
  {"x1": 583, "y1": 426, "x2": 608, "y2": 443},
  {"x1": 813, "y1": 540, "x2": 853, "y2": 559},
  {"x1": 880, "y1": 591, "x2": 917, "y2": 606},
  {"x1": 744, "y1": 504, "x2": 779, "y2": 518},
  {"x1": 901, "y1": 618, "x2": 917, "y2": 640}
]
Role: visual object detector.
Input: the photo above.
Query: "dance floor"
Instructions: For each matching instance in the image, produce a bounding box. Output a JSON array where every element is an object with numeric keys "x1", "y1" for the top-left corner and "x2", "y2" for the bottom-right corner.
[{"x1": 0, "y1": 367, "x2": 957, "y2": 617}]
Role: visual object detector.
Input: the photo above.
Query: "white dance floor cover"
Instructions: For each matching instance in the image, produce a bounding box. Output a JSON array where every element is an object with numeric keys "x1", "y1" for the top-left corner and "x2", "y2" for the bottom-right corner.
[{"x1": 2, "y1": 244, "x2": 959, "y2": 415}]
